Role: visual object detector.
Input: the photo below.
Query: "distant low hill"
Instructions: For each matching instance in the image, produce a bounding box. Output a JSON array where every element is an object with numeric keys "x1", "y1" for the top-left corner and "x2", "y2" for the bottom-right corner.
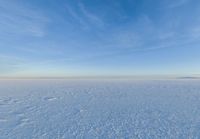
[{"x1": 178, "y1": 77, "x2": 200, "y2": 79}]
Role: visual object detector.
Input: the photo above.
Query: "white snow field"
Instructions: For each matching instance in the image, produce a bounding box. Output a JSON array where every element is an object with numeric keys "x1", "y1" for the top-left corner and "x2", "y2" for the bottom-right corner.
[{"x1": 1, "y1": 79, "x2": 200, "y2": 139}]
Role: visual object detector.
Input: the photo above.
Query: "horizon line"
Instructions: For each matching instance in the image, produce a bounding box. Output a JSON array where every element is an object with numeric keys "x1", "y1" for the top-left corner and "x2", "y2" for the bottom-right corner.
[{"x1": 0, "y1": 75, "x2": 200, "y2": 80}]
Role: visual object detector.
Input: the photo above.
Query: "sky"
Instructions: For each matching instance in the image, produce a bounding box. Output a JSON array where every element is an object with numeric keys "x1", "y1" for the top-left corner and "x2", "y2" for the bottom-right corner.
[{"x1": 0, "y1": 0, "x2": 200, "y2": 77}]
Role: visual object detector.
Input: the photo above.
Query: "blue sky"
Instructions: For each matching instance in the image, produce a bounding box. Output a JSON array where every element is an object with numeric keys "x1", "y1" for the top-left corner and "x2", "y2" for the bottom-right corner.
[{"x1": 0, "y1": 0, "x2": 200, "y2": 77}]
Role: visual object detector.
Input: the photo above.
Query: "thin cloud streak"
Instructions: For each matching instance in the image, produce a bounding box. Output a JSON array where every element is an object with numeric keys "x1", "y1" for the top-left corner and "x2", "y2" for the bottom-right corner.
[
  {"x1": 78, "y1": 1, "x2": 104, "y2": 27},
  {"x1": 168, "y1": 0, "x2": 190, "y2": 8}
]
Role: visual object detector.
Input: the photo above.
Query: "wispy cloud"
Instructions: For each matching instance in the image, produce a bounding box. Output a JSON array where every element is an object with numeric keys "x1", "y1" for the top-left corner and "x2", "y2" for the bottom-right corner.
[
  {"x1": 78, "y1": 1, "x2": 104, "y2": 27},
  {"x1": 65, "y1": 4, "x2": 89, "y2": 29},
  {"x1": 168, "y1": 0, "x2": 190, "y2": 8},
  {"x1": 65, "y1": 1, "x2": 104, "y2": 29},
  {"x1": 0, "y1": 1, "x2": 49, "y2": 38},
  {"x1": 189, "y1": 26, "x2": 200, "y2": 39}
]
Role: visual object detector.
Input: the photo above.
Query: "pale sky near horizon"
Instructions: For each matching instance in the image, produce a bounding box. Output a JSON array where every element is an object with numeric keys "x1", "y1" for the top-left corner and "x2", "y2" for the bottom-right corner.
[{"x1": 0, "y1": 0, "x2": 200, "y2": 77}]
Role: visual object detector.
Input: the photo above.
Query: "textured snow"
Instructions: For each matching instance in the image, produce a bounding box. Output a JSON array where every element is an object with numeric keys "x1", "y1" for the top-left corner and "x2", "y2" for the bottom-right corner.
[{"x1": 1, "y1": 79, "x2": 200, "y2": 139}]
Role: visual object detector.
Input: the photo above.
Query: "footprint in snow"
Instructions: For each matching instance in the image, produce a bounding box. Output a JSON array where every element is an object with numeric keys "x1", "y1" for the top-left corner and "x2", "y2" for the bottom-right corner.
[
  {"x1": 17, "y1": 118, "x2": 31, "y2": 127},
  {"x1": 0, "y1": 98, "x2": 19, "y2": 106},
  {"x1": 44, "y1": 97, "x2": 57, "y2": 101},
  {"x1": 0, "y1": 118, "x2": 8, "y2": 123}
]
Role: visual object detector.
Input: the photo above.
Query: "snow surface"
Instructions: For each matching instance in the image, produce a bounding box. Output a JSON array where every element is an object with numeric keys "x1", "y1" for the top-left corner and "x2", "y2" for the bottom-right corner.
[{"x1": 1, "y1": 79, "x2": 200, "y2": 139}]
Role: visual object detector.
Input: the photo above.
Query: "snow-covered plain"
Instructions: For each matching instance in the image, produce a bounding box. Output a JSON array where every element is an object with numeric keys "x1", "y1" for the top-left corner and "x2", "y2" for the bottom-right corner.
[{"x1": 1, "y1": 79, "x2": 200, "y2": 139}]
